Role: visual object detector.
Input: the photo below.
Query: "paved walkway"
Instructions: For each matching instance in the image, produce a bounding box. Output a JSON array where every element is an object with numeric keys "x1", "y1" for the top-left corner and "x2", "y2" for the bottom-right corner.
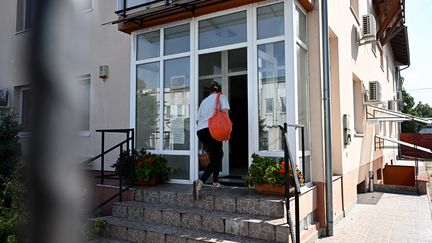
[{"x1": 317, "y1": 192, "x2": 432, "y2": 243}]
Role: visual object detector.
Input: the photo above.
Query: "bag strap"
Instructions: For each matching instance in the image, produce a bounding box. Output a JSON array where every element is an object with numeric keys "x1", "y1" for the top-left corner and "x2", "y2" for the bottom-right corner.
[{"x1": 214, "y1": 92, "x2": 221, "y2": 114}]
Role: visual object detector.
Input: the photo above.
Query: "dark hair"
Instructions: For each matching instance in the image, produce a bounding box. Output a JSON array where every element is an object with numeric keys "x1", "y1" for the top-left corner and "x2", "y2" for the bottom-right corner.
[{"x1": 210, "y1": 81, "x2": 221, "y2": 93}]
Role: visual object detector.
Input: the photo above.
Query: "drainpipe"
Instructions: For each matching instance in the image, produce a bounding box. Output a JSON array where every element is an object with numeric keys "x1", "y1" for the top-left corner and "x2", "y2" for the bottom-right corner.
[{"x1": 321, "y1": 0, "x2": 333, "y2": 236}]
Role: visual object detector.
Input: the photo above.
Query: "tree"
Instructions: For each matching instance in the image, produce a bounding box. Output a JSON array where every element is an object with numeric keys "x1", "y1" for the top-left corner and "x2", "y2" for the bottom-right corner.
[
  {"x1": 400, "y1": 77, "x2": 432, "y2": 132},
  {"x1": 0, "y1": 108, "x2": 21, "y2": 178}
]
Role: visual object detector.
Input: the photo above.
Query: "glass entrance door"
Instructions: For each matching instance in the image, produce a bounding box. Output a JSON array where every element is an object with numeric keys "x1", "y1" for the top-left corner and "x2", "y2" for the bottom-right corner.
[{"x1": 198, "y1": 47, "x2": 248, "y2": 176}]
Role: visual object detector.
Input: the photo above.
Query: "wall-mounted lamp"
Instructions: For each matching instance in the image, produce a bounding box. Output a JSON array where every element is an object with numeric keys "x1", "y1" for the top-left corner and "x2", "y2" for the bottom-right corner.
[
  {"x1": 343, "y1": 114, "x2": 352, "y2": 145},
  {"x1": 99, "y1": 65, "x2": 109, "y2": 80}
]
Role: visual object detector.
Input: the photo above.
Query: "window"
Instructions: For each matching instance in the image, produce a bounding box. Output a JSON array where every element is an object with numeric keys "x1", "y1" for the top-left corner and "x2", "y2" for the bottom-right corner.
[
  {"x1": 198, "y1": 11, "x2": 247, "y2": 49},
  {"x1": 0, "y1": 89, "x2": 9, "y2": 107},
  {"x1": 164, "y1": 24, "x2": 190, "y2": 55},
  {"x1": 257, "y1": 2, "x2": 284, "y2": 40},
  {"x1": 16, "y1": 0, "x2": 32, "y2": 32},
  {"x1": 258, "y1": 41, "x2": 285, "y2": 151},
  {"x1": 137, "y1": 30, "x2": 160, "y2": 60},
  {"x1": 135, "y1": 24, "x2": 191, "y2": 180},
  {"x1": 117, "y1": 0, "x2": 160, "y2": 11},
  {"x1": 77, "y1": 75, "x2": 91, "y2": 132},
  {"x1": 265, "y1": 98, "x2": 274, "y2": 113},
  {"x1": 136, "y1": 62, "x2": 160, "y2": 150},
  {"x1": 353, "y1": 79, "x2": 364, "y2": 134},
  {"x1": 295, "y1": 6, "x2": 311, "y2": 182},
  {"x1": 19, "y1": 87, "x2": 33, "y2": 132}
]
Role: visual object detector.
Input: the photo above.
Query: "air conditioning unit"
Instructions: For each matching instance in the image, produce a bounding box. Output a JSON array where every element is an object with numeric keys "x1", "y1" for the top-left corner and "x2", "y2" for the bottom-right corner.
[
  {"x1": 360, "y1": 14, "x2": 377, "y2": 43},
  {"x1": 396, "y1": 91, "x2": 403, "y2": 101},
  {"x1": 365, "y1": 81, "x2": 381, "y2": 103}
]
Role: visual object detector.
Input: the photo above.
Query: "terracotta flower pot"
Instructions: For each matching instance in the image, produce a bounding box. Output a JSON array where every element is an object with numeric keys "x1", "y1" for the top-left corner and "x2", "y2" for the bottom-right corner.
[
  {"x1": 135, "y1": 177, "x2": 159, "y2": 186},
  {"x1": 255, "y1": 184, "x2": 295, "y2": 196}
]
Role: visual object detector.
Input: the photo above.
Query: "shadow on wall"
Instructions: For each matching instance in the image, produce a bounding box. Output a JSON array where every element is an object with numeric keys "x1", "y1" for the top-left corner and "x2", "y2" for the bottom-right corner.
[{"x1": 351, "y1": 25, "x2": 359, "y2": 61}]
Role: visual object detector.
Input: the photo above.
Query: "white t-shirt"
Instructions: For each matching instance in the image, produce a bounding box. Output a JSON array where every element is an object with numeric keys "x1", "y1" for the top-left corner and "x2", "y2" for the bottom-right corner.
[{"x1": 196, "y1": 93, "x2": 230, "y2": 131}]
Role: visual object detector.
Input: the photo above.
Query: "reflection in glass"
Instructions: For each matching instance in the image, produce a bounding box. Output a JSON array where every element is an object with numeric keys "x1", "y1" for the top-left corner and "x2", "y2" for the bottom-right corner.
[
  {"x1": 136, "y1": 62, "x2": 160, "y2": 150},
  {"x1": 163, "y1": 57, "x2": 190, "y2": 150},
  {"x1": 295, "y1": 6, "x2": 307, "y2": 43},
  {"x1": 297, "y1": 45, "x2": 310, "y2": 150},
  {"x1": 199, "y1": 52, "x2": 221, "y2": 76},
  {"x1": 137, "y1": 30, "x2": 160, "y2": 60},
  {"x1": 257, "y1": 42, "x2": 285, "y2": 151},
  {"x1": 257, "y1": 3, "x2": 284, "y2": 40},
  {"x1": 163, "y1": 155, "x2": 190, "y2": 180},
  {"x1": 164, "y1": 24, "x2": 190, "y2": 55},
  {"x1": 199, "y1": 11, "x2": 247, "y2": 49}
]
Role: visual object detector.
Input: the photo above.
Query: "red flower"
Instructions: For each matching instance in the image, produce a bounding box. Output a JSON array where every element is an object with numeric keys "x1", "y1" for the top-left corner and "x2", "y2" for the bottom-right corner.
[
  {"x1": 136, "y1": 160, "x2": 144, "y2": 168},
  {"x1": 145, "y1": 157, "x2": 153, "y2": 165}
]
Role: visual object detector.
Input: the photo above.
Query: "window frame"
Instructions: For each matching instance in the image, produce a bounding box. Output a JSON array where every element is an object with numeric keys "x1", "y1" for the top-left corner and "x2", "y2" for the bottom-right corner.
[{"x1": 16, "y1": 0, "x2": 32, "y2": 33}]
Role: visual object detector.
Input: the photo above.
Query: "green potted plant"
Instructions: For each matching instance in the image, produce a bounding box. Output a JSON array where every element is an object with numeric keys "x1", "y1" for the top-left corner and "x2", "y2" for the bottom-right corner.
[
  {"x1": 245, "y1": 153, "x2": 304, "y2": 195},
  {"x1": 134, "y1": 149, "x2": 170, "y2": 185},
  {"x1": 111, "y1": 149, "x2": 170, "y2": 185}
]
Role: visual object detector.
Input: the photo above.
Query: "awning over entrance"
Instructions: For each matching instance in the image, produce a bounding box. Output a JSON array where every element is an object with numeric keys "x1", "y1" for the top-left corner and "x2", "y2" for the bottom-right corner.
[
  {"x1": 375, "y1": 135, "x2": 432, "y2": 154},
  {"x1": 367, "y1": 105, "x2": 432, "y2": 125}
]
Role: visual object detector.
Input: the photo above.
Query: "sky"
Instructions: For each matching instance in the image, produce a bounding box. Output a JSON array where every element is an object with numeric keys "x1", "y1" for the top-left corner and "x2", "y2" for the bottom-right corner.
[{"x1": 400, "y1": 1, "x2": 432, "y2": 106}]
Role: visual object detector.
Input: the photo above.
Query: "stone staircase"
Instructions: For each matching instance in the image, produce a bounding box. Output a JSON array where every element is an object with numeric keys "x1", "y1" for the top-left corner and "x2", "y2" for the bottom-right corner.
[{"x1": 88, "y1": 184, "x2": 313, "y2": 243}]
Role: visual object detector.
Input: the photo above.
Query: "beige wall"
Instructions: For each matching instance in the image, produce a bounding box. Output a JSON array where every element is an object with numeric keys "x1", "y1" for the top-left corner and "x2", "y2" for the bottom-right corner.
[
  {"x1": 0, "y1": 1, "x2": 131, "y2": 170},
  {"x1": 75, "y1": 0, "x2": 131, "y2": 169}
]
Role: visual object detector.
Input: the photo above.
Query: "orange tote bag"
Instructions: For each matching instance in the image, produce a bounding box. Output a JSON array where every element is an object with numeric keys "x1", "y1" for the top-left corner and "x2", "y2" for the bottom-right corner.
[{"x1": 208, "y1": 93, "x2": 232, "y2": 141}]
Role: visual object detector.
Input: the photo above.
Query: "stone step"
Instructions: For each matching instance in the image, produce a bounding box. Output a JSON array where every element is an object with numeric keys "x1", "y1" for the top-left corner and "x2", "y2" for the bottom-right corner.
[
  {"x1": 87, "y1": 236, "x2": 132, "y2": 243},
  {"x1": 135, "y1": 184, "x2": 285, "y2": 217},
  {"x1": 112, "y1": 201, "x2": 290, "y2": 242},
  {"x1": 89, "y1": 216, "x2": 281, "y2": 243}
]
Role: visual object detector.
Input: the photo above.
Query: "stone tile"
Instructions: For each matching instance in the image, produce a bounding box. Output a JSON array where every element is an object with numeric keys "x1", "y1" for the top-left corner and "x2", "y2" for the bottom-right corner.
[
  {"x1": 146, "y1": 231, "x2": 165, "y2": 243},
  {"x1": 162, "y1": 210, "x2": 181, "y2": 227},
  {"x1": 135, "y1": 189, "x2": 143, "y2": 201},
  {"x1": 215, "y1": 197, "x2": 236, "y2": 213},
  {"x1": 128, "y1": 228, "x2": 146, "y2": 243},
  {"x1": 160, "y1": 191, "x2": 177, "y2": 206},
  {"x1": 202, "y1": 215, "x2": 225, "y2": 233},
  {"x1": 237, "y1": 198, "x2": 260, "y2": 215},
  {"x1": 249, "y1": 222, "x2": 275, "y2": 241},
  {"x1": 143, "y1": 190, "x2": 159, "y2": 203},
  {"x1": 112, "y1": 204, "x2": 128, "y2": 218},
  {"x1": 128, "y1": 206, "x2": 144, "y2": 220},
  {"x1": 275, "y1": 225, "x2": 289, "y2": 242},
  {"x1": 181, "y1": 214, "x2": 202, "y2": 230},
  {"x1": 259, "y1": 200, "x2": 284, "y2": 217},
  {"x1": 102, "y1": 224, "x2": 111, "y2": 238},
  {"x1": 176, "y1": 193, "x2": 194, "y2": 208},
  {"x1": 225, "y1": 218, "x2": 248, "y2": 236},
  {"x1": 195, "y1": 195, "x2": 214, "y2": 210},
  {"x1": 111, "y1": 225, "x2": 128, "y2": 241},
  {"x1": 166, "y1": 235, "x2": 187, "y2": 243},
  {"x1": 145, "y1": 208, "x2": 162, "y2": 224}
]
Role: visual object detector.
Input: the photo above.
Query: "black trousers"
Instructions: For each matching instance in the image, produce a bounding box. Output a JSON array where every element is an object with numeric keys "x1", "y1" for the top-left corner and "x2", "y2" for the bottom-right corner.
[{"x1": 197, "y1": 128, "x2": 223, "y2": 183}]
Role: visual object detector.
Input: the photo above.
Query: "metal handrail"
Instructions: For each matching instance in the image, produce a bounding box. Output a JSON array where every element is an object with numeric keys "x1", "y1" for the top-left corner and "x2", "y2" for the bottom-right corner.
[
  {"x1": 83, "y1": 128, "x2": 135, "y2": 214},
  {"x1": 279, "y1": 123, "x2": 303, "y2": 243}
]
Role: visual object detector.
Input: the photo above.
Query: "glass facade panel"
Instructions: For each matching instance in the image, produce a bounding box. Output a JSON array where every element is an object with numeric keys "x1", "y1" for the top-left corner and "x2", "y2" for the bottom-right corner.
[
  {"x1": 164, "y1": 24, "x2": 190, "y2": 55},
  {"x1": 198, "y1": 78, "x2": 222, "y2": 103},
  {"x1": 257, "y1": 42, "x2": 285, "y2": 151},
  {"x1": 257, "y1": 3, "x2": 284, "y2": 40},
  {"x1": 137, "y1": 30, "x2": 160, "y2": 60},
  {"x1": 228, "y1": 48, "x2": 247, "y2": 73},
  {"x1": 198, "y1": 11, "x2": 247, "y2": 50},
  {"x1": 295, "y1": 7, "x2": 307, "y2": 43},
  {"x1": 163, "y1": 155, "x2": 190, "y2": 180},
  {"x1": 296, "y1": 45, "x2": 310, "y2": 151},
  {"x1": 199, "y1": 52, "x2": 221, "y2": 76},
  {"x1": 163, "y1": 57, "x2": 190, "y2": 150},
  {"x1": 136, "y1": 62, "x2": 160, "y2": 150}
]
